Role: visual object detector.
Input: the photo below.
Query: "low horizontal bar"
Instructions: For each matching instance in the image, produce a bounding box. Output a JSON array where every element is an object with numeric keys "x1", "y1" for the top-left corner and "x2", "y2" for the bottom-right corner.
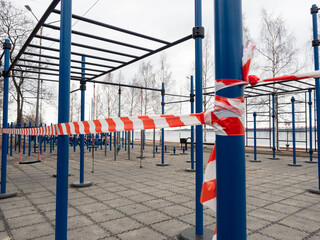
[{"x1": 165, "y1": 100, "x2": 190, "y2": 105}]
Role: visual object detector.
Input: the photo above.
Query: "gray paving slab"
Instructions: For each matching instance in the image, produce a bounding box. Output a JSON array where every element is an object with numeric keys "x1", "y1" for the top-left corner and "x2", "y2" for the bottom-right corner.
[{"x1": 0, "y1": 146, "x2": 319, "y2": 240}]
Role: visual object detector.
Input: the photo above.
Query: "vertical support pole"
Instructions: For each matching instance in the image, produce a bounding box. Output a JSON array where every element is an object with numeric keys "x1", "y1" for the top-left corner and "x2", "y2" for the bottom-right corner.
[
  {"x1": 125, "y1": 131, "x2": 127, "y2": 151},
  {"x1": 153, "y1": 129, "x2": 156, "y2": 158},
  {"x1": 269, "y1": 94, "x2": 279, "y2": 160},
  {"x1": 28, "y1": 122, "x2": 31, "y2": 156},
  {"x1": 307, "y1": 89, "x2": 316, "y2": 163},
  {"x1": 104, "y1": 133, "x2": 107, "y2": 157},
  {"x1": 71, "y1": 55, "x2": 91, "y2": 188},
  {"x1": 44, "y1": 124, "x2": 47, "y2": 152},
  {"x1": 215, "y1": 0, "x2": 246, "y2": 239},
  {"x1": 114, "y1": 132, "x2": 117, "y2": 161},
  {"x1": 132, "y1": 130, "x2": 134, "y2": 148},
  {"x1": 250, "y1": 113, "x2": 261, "y2": 163},
  {"x1": 191, "y1": 75, "x2": 195, "y2": 170},
  {"x1": 157, "y1": 82, "x2": 168, "y2": 166},
  {"x1": 39, "y1": 123, "x2": 42, "y2": 154},
  {"x1": 128, "y1": 131, "x2": 131, "y2": 160},
  {"x1": 109, "y1": 133, "x2": 112, "y2": 151},
  {"x1": 14, "y1": 124, "x2": 17, "y2": 152},
  {"x1": 23, "y1": 123, "x2": 26, "y2": 154},
  {"x1": 18, "y1": 124, "x2": 21, "y2": 153},
  {"x1": 55, "y1": 0, "x2": 72, "y2": 239},
  {"x1": 50, "y1": 123, "x2": 53, "y2": 154},
  {"x1": 289, "y1": 97, "x2": 301, "y2": 167},
  {"x1": 10, "y1": 122, "x2": 13, "y2": 156},
  {"x1": 195, "y1": 0, "x2": 204, "y2": 236},
  {"x1": 309, "y1": 5, "x2": 320, "y2": 193},
  {"x1": 0, "y1": 39, "x2": 16, "y2": 198},
  {"x1": 34, "y1": 123, "x2": 37, "y2": 153}
]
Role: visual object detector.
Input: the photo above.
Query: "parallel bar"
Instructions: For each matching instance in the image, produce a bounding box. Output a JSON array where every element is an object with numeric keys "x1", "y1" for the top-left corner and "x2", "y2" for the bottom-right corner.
[
  {"x1": 87, "y1": 35, "x2": 193, "y2": 82},
  {"x1": 52, "y1": 9, "x2": 170, "y2": 44},
  {"x1": 43, "y1": 24, "x2": 153, "y2": 52},
  {"x1": 7, "y1": 0, "x2": 61, "y2": 72},
  {"x1": 35, "y1": 35, "x2": 138, "y2": 58}
]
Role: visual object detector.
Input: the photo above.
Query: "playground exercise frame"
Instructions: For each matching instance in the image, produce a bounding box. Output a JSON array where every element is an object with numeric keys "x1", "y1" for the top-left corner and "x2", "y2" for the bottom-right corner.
[{"x1": 1, "y1": 1, "x2": 320, "y2": 240}]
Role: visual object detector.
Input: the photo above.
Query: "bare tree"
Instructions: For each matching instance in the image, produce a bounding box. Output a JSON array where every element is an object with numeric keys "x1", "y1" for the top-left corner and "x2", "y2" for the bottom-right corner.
[
  {"x1": 0, "y1": 0, "x2": 35, "y2": 125},
  {"x1": 137, "y1": 61, "x2": 157, "y2": 115},
  {"x1": 123, "y1": 76, "x2": 140, "y2": 116}
]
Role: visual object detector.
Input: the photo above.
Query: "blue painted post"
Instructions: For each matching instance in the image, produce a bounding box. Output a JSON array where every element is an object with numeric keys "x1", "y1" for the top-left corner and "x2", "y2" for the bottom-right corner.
[
  {"x1": 215, "y1": 0, "x2": 246, "y2": 239},
  {"x1": 0, "y1": 39, "x2": 16, "y2": 198},
  {"x1": 125, "y1": 131, "x2": 127, "y2": 151},
  {"x1": 109, "y1": 133, "x2": 112, "y2": 151},
  {"x1": 307, "y1": 89, "x2": 315, "y2": 163},
  {"x1": 53, "y1": 135, "x2": 55, "y2": 151},
  {"x1": 142, "y1": 130, "x2": 145, "y2": 150},
  {"x1": 23, "y1": 123, "x2": 26, "y2": 154},
  {"x1": 165, "y1": 145, "x2": 167, "y2": 153},
  {"x1": 14, "y1": 124, "x2": 17, "y2": 152},
  {"x1": 39, "y1": 123, "x2": 42, "y2": 154},
  {"x1": 271, "y1": 94, "x2": 278, "y2": 159},
  {"x1": 132, "y1": 130, "x2": 134, "y2": 149},
  {"x1": 250, "y1": 112, "x2": 261, "y2": 163},
  {"x1": 156, "y1": 145, "x2": 158, "y2": 153},
  {"x1": 18, "y1": 124, "x2": 21, "y2": 153},
  {"x1": 122, "y1": 131, "x2": 124, "y2": 148},
  {"x1": 157, "y1": 83, "x2": 168, "y2": 166},
  {"x1": 289, "y1": 97, "x2": 301, "y2": 167},
  {"x1": 44, "y1": 124, "x2": 47, "y2": 152},
  {"x1": 191, "y1": 75, "x2": 195, "y2": 170},
  {"x1": 71, "y1": 56, "x2": 91, "y2": 188},
  {"x1": 173, "y1": 147, "x2": 176, "y2": 154},
  {"x1": 195, "y1": 0, "x2": 204, "y2": 236},
  {"x1": 55, "y1": 0, "x2": 72, "y2": 238},
  {"x1": 10, "y1": 122, "x2": 13, "y2": 156},
  {"x1": 309, "y1": 5, "x2": 320, "y2": 194},
  {"x1": 34, "y1": 123, "x2": 37, "y2": 153},
  {"x1": 100, "y1": 134, "x2": 103, "y2": 150},
  {"x1": 50, "y1": 123, "x2": 53, "y2": 154},
  {"x1": 28, "y1": 122, "x2": 31, "y2": 156}
]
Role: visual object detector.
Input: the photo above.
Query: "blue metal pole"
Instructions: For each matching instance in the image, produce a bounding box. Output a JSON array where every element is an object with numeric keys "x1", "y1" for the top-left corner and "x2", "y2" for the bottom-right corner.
[
  {"x1": 272, "y1": 94, "x2": 276, "y2": 158},
  {"x1": 162, "y1": 83, "x2": 165, "y2": 165},
  {"x1": 34, "y1": 123, "x2": 37, "y2": 153},
  {"x1": 50, "y1": 123, "x2": 53, "y2": 154},
  {"x1": 44, "y1": 124, "x2": 47, "y2": 152},
  {"x1": 18, "y1": 124, "x2": 21, "y2": 153},
  {"x1": 28, "y1": 122, "x2": 31, "y2": 156},
  {"x1": 125, "y1": 131, "x2": 127, "y2": 151},
  {"x1": 122, "y1": 131, "x2": 124, "y2": 148},
  {"x1": 292, "y1": 97, "x2": 297, "y2": 165},
  {"x1": 254, "y1": 112, "x2": 257, "y2": 161},
  {"x1": 55, "y1": 0, "x2": 72, "y2": 238},
  {"x1": 191, "y1": 75, "x2": 195, "y2": 170},
  {"x1": 195, "y1": 0, "x2": 204, "y2": 235},
  {"x1": 53, "y1": 135, "x2": 55, "y2": 151},
  {"x1": 132, "y1": 130, "x2": 134, "y2": 149},
  {"x1": 14, "y1": 124, "x2": 17, "y2": 152},
  {"x1": 1, "y1": 39, "x2": 11, "y2": 194},
  {"x1": 143, "y1": 130, "x2": 145, "y2": 150},
  {"x1": 10, "y1": 122, "x2": 13, "y2": 156},
  {"x1": 309, "y1": 89, "x2": 314, "y2": 162},
  {"x1": 23, "y1": 123, "x2": 26, "y2": 154},
  {"x1": 39, "y1": 123, "x2": 42, "y2": 154},
  {"x1": 80, "y1": 56, "x2": 86, "y2": 184},
  {"x1": 311, "y1": 5, "x2": 320, "y2": 191},
  {"x1": 109, "y1": 133, "x2": 112, "y2": 151},
  {"x1": 215, "y1": 0, "x2": 246, "y2": 239}
]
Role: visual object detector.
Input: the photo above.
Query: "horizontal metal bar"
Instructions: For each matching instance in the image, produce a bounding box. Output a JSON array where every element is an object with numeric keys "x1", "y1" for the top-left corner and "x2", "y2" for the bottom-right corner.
[
  {"x1": 52, "y1": 9, "x2": 170, "y2": 45},
  {"x1": 18, "y1": 58, "x2": 105, "y2": 73},
  {"x1": 86, "y1": 34, "x2": 193, "y2": 82},
  {"x1": 165, "y1": 100, "x2": 190, "y2": 105},
  {"x1": 70, "y1": 88, "x2": 80, "y2": 94},
  {"x1": 12, "y1": 75, "x2": 59, "y2": 83},
  {"x1": 166, "y1": 93, "x2": 190, "y2": 98},
  {"x1": 7, "y1": 0, "x2": 61, "y2": 73},
  {"x1": 35, "y1": 35, "x2": 138, "y2": 59},
  {"x1": 12, "y1": 68, "x2": 90, "y2": 80},
  {"x1": 15, "y1": 64, "x2": 98, "y2": 77},
  {"x1": 43, "y1": 23, "x2": 153, "y2": 52},
  {"x1": 23, "y1": 52, "x2": 115, "y2": 69},
  {"x1": 28, "y1": 44, "x2": 125, "y2": 64}
]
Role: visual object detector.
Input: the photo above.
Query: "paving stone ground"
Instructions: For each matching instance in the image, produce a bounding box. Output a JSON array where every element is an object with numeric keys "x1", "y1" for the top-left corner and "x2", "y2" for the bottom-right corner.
[{"x1": 0, "y1": 143, "x2": 319, "y2": 240}]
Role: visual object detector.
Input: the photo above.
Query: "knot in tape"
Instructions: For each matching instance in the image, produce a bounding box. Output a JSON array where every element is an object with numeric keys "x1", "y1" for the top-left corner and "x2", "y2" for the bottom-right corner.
[{"x1": 248, "y1": 75, "x2": 260, "y2": 86}]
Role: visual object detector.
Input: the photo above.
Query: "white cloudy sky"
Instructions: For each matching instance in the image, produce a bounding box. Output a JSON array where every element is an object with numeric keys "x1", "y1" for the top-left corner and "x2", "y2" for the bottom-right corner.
[{"x1": 9, "y1": 0, "x2": 319, "y2": 122}]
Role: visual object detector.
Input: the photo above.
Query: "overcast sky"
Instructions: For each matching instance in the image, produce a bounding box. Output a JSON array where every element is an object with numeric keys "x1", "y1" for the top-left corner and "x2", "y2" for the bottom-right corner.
[{"x1": 9, "y1": 0, "x2": 319, "y2": 123}]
